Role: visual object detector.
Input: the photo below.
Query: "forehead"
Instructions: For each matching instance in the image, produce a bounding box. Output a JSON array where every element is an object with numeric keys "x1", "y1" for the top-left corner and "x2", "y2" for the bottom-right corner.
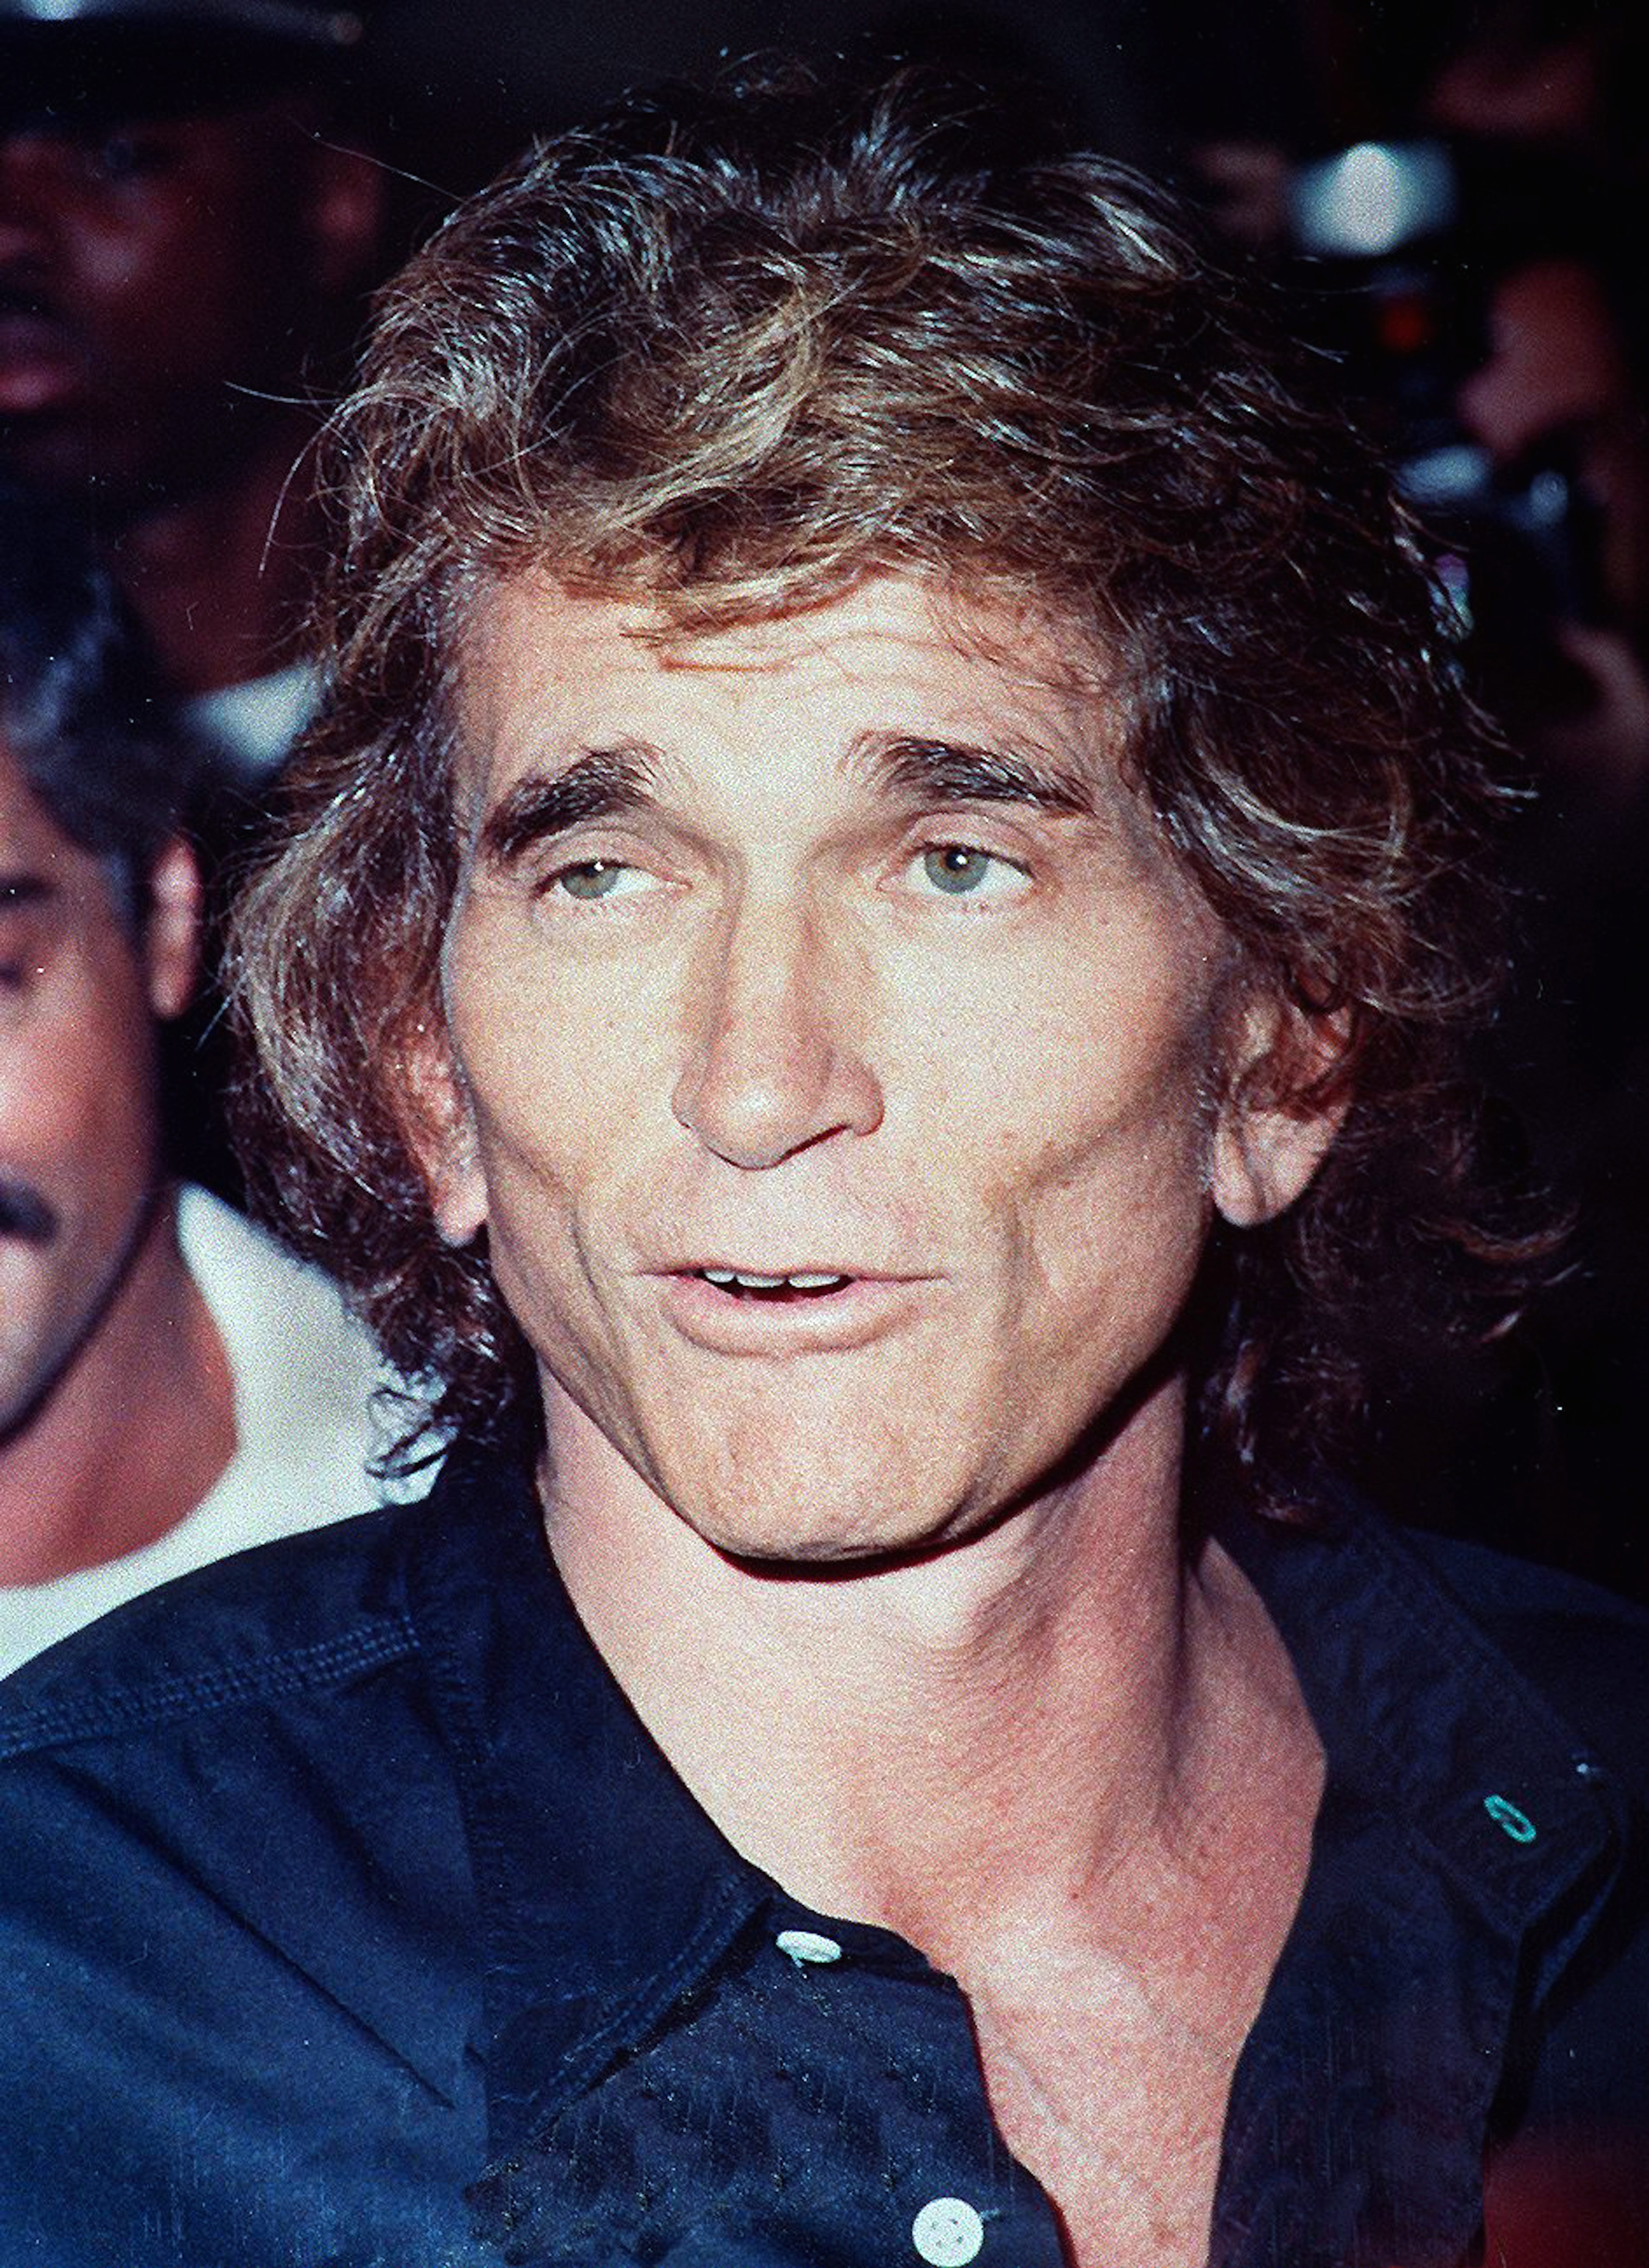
[
  {"x1": 0, "y1": 739, "x2": 72, "y2": 861},
  {"x1": 454, "y1": 572, "x2": 1121, "y2": 800}
]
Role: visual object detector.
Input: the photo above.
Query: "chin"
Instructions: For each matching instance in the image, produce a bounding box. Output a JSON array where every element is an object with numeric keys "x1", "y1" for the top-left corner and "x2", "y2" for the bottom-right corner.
[
  {"x1": 707, "y1": 1520, "x2": 926, "y2": 1573},
  {"x1": 655, "y1": 1447, "x2": 995, "y2": 1575}
]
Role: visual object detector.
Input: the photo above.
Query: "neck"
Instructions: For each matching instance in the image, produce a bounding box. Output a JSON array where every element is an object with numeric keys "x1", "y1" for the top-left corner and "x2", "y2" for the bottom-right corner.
[
  {"x1": 545, "y1": 1380, "x2": 1272, "y2": 1971},
  {"x1": 103, "y1": 414, "x2": 322, "y2": 699},
  {"x1": 0, "y1": 1190, "x2": 237, "y2": 1585}
]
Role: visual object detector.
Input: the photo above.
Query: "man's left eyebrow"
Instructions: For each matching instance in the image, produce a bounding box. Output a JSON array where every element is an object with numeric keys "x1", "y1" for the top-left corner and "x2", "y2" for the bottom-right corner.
[{"x1": 854, "y1": 736, "x2": 1097, "y2": 816}]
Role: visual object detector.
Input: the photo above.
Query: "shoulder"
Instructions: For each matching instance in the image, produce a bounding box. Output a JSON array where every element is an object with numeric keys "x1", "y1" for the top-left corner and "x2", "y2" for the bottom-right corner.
[
  {"x1": 176, "y1": 1182, "x2": 434, "y2": 1508},
  {"x1": 1404, "y1": 1527, "x2": 1649, "y2": 1794},
  {"x1": 177, "y1": 1181, "x2": 375, "y2": 1379},
  {"x1": 1407, "y1": 1537, "x2": 1649, "y2": 2153},
  {"x1": 0, "y1": 1493, "x2": 424, "y2": 1764},
  {"x1": 0, "y1": 1463, "x2": 494, "y2": 2265},
  {"x1": 0, "y1": 1438, "x2": 524, "y2": 1763},
  {"x1": 0, "y1": 1472, "x2": 486, "y2": 2069},
  {"x1": 1235, "y1": 1489, "x2": 1649, "y2": 1799}
]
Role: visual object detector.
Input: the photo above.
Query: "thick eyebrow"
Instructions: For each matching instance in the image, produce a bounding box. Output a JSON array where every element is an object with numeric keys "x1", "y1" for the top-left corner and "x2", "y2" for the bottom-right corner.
[
  {"x1": 472, "y1": 730, "x2": 1097, "y2": 875},
  {"x1": 475, "y1": 745, "x2": 660, "y2": 872},
  {"x1": 853, "y1": 735, "x2": 1098, "y2": 817}
]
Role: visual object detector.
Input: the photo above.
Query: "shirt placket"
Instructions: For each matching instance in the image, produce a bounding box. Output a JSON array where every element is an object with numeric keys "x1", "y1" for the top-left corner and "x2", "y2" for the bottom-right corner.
[{"x1": 471, "y1": 1897, "x2": 1069, "y2": 2268}]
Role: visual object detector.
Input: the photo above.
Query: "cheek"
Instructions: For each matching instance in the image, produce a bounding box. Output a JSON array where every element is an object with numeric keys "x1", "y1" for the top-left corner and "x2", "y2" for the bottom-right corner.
[
  {"x1": 0, "y1": 1035, "x2": 61, "y2": 1165},
  {"x1": 446, "y1": 898, "x2": 680, "y2": 1158},
  {"x1": 923, "y1": 947, "x2": 1220, "y2": 1185},
  {"x1": 444, "y1": 952, "x2": 645, "y2": 1317},
  {"x1": 956, "y1": 976, "x2": 1222, "y2": 1327},
  {"x1": 457, "y1": 986, "x2": 630, "y2": 1188},
  {"x1": 79, "y1": 206, "x2": 268, "y2": 376},
  {"x1": 0, "y1": 1013, "x2": 150, "y2": 1185},
  {"x1": 79, "y1": 219, "x2": 185, "y2": 318}
]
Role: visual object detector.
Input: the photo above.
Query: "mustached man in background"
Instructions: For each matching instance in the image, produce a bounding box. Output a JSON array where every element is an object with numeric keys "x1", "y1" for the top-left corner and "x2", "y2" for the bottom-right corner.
[{"x1": 0, "y1": 483, "x2": 420, "y2": 1675}]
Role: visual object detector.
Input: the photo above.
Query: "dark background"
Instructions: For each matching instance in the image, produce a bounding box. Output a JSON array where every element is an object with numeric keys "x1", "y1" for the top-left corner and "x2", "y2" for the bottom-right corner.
[{"x1": 367, "y1": 0, "x2": 1521, "y2": 192}]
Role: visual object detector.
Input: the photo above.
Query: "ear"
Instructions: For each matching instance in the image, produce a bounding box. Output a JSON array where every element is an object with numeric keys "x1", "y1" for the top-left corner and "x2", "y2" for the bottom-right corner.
[
  {"x1": 394, "y1": 1015, "x2": 489, "y2": 1249},
  {"x1": 1212, "y1": 992, "x2": 1352, "y2": 1230},
  {"x1": 141, "y1": 836, "x2": 202, "y2": 1021},
  {"x1": 302, "y1": 138, "x2": 385, "y2": 297}
]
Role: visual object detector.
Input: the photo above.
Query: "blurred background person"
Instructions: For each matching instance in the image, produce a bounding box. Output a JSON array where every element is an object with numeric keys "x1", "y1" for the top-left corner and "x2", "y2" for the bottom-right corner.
[
  {"x1": 0, "y1": 0, "x2": 387, "y2": 791},
  {"x1": 0, "y1": 0, "x2": 395, "y2": 1196},
  {"x1": 1147, "y1": 0, "x2": 1649, "y2": 1598},
  {"x1": 0, "y1": 482, "x2": 419, "y2": 1677}
]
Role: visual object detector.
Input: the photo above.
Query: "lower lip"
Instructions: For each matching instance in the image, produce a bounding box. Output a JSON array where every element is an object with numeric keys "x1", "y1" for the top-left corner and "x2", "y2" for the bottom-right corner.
[
  {"x1": 0, "y1": 321, "x2": 79, "y2": 414},
  {"x1": 655, "y1": 1271, "x2": 931, "y2": 1354}
]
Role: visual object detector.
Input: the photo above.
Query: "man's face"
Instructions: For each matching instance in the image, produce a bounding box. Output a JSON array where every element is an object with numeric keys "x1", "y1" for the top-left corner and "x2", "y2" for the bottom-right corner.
[
  {"x1": 0, "y1": 100, "x2": 358, "y2": 505},
  {"x1": 421, "y1": 574, "x2": 1335, "y2": 1564},
  {"x1": 1458, "y1": 259, "x2": 1629, "y2": 473},
  {"x1": 0, "y1": 739, "x2": 187, "y2": 1437}
]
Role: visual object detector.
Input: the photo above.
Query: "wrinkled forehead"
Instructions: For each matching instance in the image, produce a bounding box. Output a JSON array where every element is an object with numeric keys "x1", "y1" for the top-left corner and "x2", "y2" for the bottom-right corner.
[{"x1": 446, "y1": 567, "x2": 1130, "y2": 818}]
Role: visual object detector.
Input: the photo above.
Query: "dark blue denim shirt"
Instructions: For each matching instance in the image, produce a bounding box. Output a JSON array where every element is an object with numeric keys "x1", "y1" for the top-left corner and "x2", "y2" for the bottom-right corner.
[{"x1": 0, "y1": 1441, "x2": 1644, "y2": 2268}]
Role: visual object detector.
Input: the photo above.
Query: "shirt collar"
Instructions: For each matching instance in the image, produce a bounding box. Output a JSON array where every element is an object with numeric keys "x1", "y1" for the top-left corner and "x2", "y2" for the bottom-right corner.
[
  {"x1": 408, "y1": 1443, "x2": 771, "y2": 2159},
  {"x1": 1223, "y1": 1496, "x2": 1629, "y2": 1954},
  {"x1": 1215, "y1": 1496, "x2": 1632, "y2": 2262},
  {"x1": 409, "y1": 1447, "x2": 1629, "y2": 2171}
]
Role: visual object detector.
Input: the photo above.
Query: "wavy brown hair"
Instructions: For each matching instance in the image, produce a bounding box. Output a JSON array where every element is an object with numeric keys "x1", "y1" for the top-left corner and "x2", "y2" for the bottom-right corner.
[{"x1": 231, "y1": 64, "x2": 1539, "y2": 1500}]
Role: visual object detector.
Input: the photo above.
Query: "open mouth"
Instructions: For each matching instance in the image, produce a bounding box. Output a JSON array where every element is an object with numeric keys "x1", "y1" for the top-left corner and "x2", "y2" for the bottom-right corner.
[
  {"x1": 662, "y1": 1264, "x2": 925, "y2": 1353},
  {"x1": 694, "y1": 1268, "x2": 852, "y2": 1301}
]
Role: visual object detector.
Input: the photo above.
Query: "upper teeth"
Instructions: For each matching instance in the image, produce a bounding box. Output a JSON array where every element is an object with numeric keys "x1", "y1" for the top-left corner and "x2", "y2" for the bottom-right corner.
[{"x1": 702, "y1": 1268, "x2": 847, "y2": 1291}]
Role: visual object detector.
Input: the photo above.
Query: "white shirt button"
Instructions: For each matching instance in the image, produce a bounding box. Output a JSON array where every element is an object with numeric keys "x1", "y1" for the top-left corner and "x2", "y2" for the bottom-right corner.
[
  {"x1": 911, "y1": 2196, "x2": 985, "y2": 2265},
  {"x1": 775, "y1": 1928, "x2": 843, "y2": 1965}
]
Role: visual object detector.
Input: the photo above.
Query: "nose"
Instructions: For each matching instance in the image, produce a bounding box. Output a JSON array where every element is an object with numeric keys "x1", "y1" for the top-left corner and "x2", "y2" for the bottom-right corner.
[{"x1": 671, "y1": 889, "x2": 883, "y2": 1169}]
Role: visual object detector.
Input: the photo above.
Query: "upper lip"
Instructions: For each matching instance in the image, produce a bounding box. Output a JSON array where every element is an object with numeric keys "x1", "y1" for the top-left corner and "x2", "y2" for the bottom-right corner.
[{"x1": 662, "y1": 1260, "x2": 929, "y2": 1281}]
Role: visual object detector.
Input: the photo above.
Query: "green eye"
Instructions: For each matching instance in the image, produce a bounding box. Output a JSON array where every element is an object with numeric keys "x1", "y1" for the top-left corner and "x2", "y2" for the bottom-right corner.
[
  {"x1": 922, "y1": 846, "x2": 996, "y2": 894},
  {"x1": 556, "y1": 859, "x2": 627, "y2": 899}
]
